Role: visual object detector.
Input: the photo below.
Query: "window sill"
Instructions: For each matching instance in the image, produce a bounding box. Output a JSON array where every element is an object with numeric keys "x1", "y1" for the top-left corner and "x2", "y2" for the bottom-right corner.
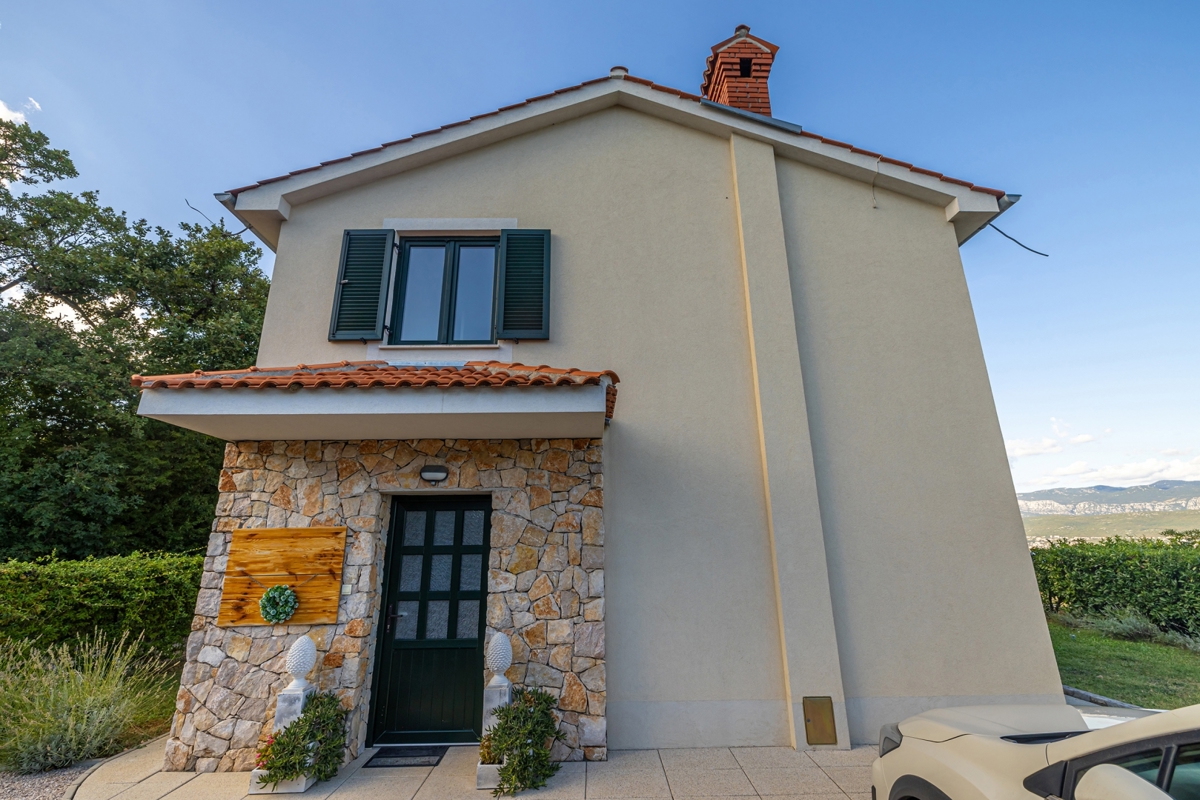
[
  {"x1": 365, "y1": 340, "x2": 513, "y2": 364},
  {"x1": 377, "y1": 343, "x2": 503, "y2": 350}
]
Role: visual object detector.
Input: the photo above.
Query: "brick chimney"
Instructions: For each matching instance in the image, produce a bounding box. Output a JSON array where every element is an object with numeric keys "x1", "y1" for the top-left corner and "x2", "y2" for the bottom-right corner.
[{"x1": 700, "y1": 25, "x2": 780, "y2": 116}]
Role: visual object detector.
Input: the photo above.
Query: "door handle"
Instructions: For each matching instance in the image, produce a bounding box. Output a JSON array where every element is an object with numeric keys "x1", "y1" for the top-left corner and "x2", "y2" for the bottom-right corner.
[{"x1": 385, "y1": 603, "x2": 409, "y2": 636}]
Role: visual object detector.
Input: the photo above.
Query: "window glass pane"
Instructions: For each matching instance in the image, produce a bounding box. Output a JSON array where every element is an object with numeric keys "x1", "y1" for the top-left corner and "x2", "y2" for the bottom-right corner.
[
  {"x1": 425, "y1": 600, "x2": 449, "y2": 639},
  {"x1": 399, "y1": 246, "x2": 446, "y2": 341},
  {"x1": 1169, "y1": 743, "x2": 1200, "y2": 799},
  {"x1": 456, "y1": 601, "x2": 480, "y2": 639},
  {"x1": 460, "y1": 554, "x2": 482, "y2": 591},
  {"x1": 402, "y1": 511, "x2": 426, "y2": 546},
  {"x1": 429, "y1": 555, "x2": 453, "y2": 591},
  {"x1": 452, "y1": 246, "x2": 496, "y2": 341},
  {"x1": 393, "y1": 600, "x2": 418, "y2": 640},
  {"x1": 399, "y1": 555, "x2": 423, "y2": 592},
  {"x1": 463, "y1": 510, "x2": 485, "y2": 546},
  {"x1": 434, "y1": 511, "x2": 455, "y2": 546}
]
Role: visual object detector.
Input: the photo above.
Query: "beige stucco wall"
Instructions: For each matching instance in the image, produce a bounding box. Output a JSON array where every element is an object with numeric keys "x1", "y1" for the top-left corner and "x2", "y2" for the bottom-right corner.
[
  {"x1": 252, "y1": 104, "x2": 1061, "y2": 749},
  {"x1": 261, "y1": 107, "x2": 795, "y2": 748},
  {"x1": 775, "y1": 159, "x2": 1063, "y2": 741}
]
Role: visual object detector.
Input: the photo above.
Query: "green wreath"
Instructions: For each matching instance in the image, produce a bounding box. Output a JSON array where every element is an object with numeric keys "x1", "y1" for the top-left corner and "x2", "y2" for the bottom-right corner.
[{"x1": 260, "y1": 584, "x2": 299, "y2": 624}]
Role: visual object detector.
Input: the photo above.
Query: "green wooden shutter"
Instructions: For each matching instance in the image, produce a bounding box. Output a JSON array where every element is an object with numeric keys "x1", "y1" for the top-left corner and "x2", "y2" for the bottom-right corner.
[
  {"x1": 328, "y1": 229, "x2": 395, "y2": 341},
  {"x1": 495, "y1": 229, "x2": 550, "y2": 340}
]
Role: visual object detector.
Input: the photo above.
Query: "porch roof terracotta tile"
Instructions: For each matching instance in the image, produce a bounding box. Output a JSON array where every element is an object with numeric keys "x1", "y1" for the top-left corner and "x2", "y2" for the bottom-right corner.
[{"x1": 132, "y1": 360, "x2": 619, "y2": 394}]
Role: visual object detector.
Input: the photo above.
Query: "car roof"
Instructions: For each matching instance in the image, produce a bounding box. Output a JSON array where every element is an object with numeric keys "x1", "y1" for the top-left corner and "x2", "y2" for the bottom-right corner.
[{"x1": 1047, "y1": 704, "x2": 1200, "y2": 763}]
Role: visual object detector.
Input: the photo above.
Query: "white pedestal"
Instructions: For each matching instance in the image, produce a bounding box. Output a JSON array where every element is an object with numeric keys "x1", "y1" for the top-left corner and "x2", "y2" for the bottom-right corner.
[
  {"x1": 248, "y1": 771, "x2": 316, "y2": 794},
  {"x1": 482, "y1": 676, "x2": 511, "y2": 733},
  {"x1": 272, "y1": 685, "x2": 314, "y2": 732}
]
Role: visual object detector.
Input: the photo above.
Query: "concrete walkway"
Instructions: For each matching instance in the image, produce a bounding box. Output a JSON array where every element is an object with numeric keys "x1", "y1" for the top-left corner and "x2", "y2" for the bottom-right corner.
[{"x1": 74, "y1": 740, "x2": 875, "y2": 800}]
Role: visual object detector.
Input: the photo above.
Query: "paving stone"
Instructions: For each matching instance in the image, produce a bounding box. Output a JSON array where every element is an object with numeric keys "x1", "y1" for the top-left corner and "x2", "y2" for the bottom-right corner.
[
  {"x1": 106, "y1": 771, "x2": 196, "y2": 800},
  {"x1": 158, "y1": 770, "x2": 252, "y2": 799},
  {"x1": 731, "y1": 747, "x2": 816, "y2": 770},
  {"x1": 595, "y1": 750, "x2": 663, "y2": 772},
  {"x1": 665, "y1": 768, "x2": 757, "y2": 796},
  {"x1": 804, "y1": 748, "x2": 876, "y2": 767},
  {"x1": 585, "y1": 766, "x2": 671, "y2": 798},
  {"x1": 820, "y1": 766, "x2": 873, "y2": 794},
  {"x1": 658, "y1": 748, "x2": 740, "y2": 771},
  {"x1": 743, "y1": 767, "x2": 841, "y2": 795}
]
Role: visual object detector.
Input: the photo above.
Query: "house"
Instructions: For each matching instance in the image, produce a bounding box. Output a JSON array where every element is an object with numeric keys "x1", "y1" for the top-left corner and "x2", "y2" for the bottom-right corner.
[{"x1": 136, "y1": 26, "x2": 1063, "y2": 773}]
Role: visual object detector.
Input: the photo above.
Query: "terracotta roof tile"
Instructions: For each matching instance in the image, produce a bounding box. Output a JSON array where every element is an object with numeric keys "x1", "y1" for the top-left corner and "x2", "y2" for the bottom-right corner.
[
  {"x1": 132, "y1": 361, "x2": 621, "y2": 417},
  {"x1": 225, "y1": 73, "x2": 1005, "y2": 202}
]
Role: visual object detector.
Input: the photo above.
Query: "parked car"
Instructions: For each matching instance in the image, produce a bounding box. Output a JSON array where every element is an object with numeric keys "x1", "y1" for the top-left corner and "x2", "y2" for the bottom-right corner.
[{"x1": 872, "y1": 702, "x2": 1200, "y2": 800}]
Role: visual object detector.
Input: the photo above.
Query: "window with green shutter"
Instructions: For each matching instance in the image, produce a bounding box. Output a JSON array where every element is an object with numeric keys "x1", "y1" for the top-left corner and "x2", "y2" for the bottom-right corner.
[
  {"x1": 329, "y1": 228, "x2": 550, "y2": 344},
  {"x1": 328, "y1": 229, "x2": 395, "y2": 340}
]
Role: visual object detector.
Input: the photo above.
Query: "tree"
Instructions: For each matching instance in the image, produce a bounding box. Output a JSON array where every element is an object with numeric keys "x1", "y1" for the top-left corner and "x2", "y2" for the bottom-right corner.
[{"x1": 0, "y1": 119, "x2": 269, "y2": 559}]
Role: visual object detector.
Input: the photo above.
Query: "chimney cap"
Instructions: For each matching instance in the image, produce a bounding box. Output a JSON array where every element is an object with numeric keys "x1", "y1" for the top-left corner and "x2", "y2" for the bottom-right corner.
[
  {"x1": 609, "y1": 65, "x2": 628, "y2": 78},
  {"x1": 734, "y1": 24, "x2": 751, "y2": 36}
]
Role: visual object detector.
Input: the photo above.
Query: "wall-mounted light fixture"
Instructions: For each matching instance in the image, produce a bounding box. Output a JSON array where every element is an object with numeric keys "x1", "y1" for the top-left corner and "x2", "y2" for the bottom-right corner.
[{"x1": 420, "y1": 465, "x2": 449, "y2": 482}]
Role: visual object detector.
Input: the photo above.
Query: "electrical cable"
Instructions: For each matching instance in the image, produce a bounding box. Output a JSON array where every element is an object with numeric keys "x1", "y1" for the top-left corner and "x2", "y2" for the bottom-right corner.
[{"x1": 988, "y1": 223, "x2": 1049, "y2": 257}]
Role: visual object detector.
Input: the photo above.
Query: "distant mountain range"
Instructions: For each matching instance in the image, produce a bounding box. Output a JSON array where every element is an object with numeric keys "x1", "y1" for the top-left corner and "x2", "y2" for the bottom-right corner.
[{"x1": 1019, "y1": 480, "x2": 1200, "y2": 516}]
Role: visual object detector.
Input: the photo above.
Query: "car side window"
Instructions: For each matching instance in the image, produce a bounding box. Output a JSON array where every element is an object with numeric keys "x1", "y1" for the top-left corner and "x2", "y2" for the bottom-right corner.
[
  {"x1": 1168, "y1": 743, "x2": 1200, "y2": 799},
  {"x1": 1076, "y1": 749, "x2": 1163, "y2": 793}
]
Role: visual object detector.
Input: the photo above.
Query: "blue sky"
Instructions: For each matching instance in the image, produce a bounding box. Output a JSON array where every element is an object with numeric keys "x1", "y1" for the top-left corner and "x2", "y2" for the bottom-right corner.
[{"x1": 2, "y1": 1, "x2": 1197, "y2": 492}]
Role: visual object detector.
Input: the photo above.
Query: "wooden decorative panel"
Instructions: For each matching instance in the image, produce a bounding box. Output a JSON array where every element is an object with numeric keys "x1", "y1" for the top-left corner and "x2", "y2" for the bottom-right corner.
[{"x1": 217, "y1": 527, "x2": 347, "y2": 626}]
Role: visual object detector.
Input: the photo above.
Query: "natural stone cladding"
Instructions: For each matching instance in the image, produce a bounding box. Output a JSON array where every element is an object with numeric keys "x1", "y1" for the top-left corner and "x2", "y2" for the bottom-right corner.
[{"x1": 163, "y1": 437, "x2": 606, "y2": 773}]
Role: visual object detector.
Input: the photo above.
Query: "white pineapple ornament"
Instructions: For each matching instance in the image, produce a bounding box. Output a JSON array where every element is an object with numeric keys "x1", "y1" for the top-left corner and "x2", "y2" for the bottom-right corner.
[
  {"x1": 486, "y1": 632, "x2": 513, "y2": 686},
  {"x1": 284, "y1": 635, "x2": 318, "y2": 692}
]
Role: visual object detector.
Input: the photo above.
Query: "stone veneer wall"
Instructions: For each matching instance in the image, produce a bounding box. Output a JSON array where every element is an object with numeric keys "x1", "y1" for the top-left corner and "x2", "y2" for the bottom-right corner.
[{"x1": 164, "y1": 437, "x2": 607, "y2": 773}]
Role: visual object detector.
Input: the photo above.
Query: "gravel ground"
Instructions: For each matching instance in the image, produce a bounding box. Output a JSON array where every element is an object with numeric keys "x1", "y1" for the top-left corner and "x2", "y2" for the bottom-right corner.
[{"x1": 0, "y1": 763, "x2": 94, "y2": 800}]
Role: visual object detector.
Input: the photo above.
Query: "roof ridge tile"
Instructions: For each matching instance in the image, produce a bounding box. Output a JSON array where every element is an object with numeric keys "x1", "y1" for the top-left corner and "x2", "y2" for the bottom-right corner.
[{"x1": 226, "y1": 74, "x2": 1005, "y2": 201}]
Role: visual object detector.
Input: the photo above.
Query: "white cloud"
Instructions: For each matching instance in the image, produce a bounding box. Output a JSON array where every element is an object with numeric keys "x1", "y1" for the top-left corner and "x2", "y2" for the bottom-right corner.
[
  {"x1": 1029, "y1": 456, "x2": 1200, "y2": 488},
  {"x1": 1163, "y1": 449, "x2": 1191, "y2": 457},
  {"x1": 1006, "y1": 437, "x2": 1063, "y2": 458},
  {"x1": 24, "y1": 97, "x2": 40, "y2": 112},
  {"x1": 0, "y1": 99, "x2": 25, "y2": 123},
  {"x1": 1007, "y1": 417, "x2": 1102, "y2": 461}
]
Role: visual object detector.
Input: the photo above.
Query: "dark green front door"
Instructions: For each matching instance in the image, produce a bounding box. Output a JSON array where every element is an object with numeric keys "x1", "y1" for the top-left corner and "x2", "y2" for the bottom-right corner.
[{"x1": 369, "y1": 497, "x2": 490, "y2": 744}]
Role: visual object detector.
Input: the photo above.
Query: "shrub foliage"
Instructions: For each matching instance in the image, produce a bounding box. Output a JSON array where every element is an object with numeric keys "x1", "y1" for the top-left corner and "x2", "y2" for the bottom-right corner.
[
  {"x1": 0, "y1": 631, "x2": 168, "y2": 773},
  {"x1": 489, "y1": 687, "x2": 562, "y2": 796},
  {"x1": 0, "y1": 552, "x2": 202, "y2": 653},
  {"x1": 1032, "y1": 535, "x2": 1200, "y2": 635}
]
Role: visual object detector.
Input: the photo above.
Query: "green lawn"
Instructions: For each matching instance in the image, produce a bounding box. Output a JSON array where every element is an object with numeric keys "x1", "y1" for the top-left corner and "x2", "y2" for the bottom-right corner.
[{"x1": 1049, "y1": 619, "x2": 1200, "y2": 709}]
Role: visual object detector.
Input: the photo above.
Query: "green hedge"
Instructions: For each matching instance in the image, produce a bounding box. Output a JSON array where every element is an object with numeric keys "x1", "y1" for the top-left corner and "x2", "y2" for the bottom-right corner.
[
  {"x1": 0, "y1": 552, "x2": 203, "y2": 653},
  {"x1": 1032, "y1": 538, "x2": 1200, "y2": 634}
]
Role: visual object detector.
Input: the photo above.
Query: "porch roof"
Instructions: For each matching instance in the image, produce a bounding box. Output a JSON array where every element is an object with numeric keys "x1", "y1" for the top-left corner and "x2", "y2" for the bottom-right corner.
[{"x1": 132, "y1": 361, "x2": 619, "y2": 442}]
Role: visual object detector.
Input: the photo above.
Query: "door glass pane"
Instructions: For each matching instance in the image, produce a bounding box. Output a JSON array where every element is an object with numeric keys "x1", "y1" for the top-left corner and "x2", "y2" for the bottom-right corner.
[
  {"x1": 463, "y1": 510, "x2": 485, "y2": 546},
  {"x1": 1169, "y1": 743, "x2": 1200, "y2": 799},
  {"x1": 399, "y1": 555, "x2": 423, "y2": 592},
  {"x1": 403, "y1": 511, "x2": 426, "y2": 546},
  {"x1": 433, "y1": 511, "x2": 456, "y2": 546},
  {"x1": 425, "y1": 600, "x2": 449, "y2": 639},
  {"x1": 393, "y1": 600, "x2": 418, "y2": 640},
  {"x1": 460, "y1": 554, "x2": 482, "y2": 591},
  {"x1": 456, "y1": 601, "x2": 480, "y2": 639},
  {"x1": 399, "y1": 246, "x2": 446, "y2": 341},
  {"x1": 453, "y1": 246, "x2": 496, "y2": 341},
  {"x1": 429, "y1": 555, "x2": 453, "y2": 591}
]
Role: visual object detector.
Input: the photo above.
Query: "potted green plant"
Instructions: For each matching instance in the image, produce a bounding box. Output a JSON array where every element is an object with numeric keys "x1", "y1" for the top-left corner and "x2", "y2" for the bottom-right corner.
[
  {"x1": 251, "y1": 692, "x2": 347, "y2": 794},
  {"x1": 481, "y1": 687, "x2": 562, "y2": 796}
]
